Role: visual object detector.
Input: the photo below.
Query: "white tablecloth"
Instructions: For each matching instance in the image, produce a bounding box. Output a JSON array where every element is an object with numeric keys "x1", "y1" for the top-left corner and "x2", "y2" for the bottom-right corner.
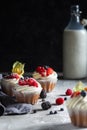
[{"x1": 0, "y1": 78, "x2": 87, "y2": 130}]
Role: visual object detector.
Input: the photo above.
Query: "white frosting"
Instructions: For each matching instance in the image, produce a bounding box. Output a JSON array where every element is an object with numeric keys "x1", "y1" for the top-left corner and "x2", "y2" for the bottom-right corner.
[
  {"x1": 1, "y1": 78, "x2": 20, "y2": 90},
  {"x1": 67, "y1": 95, "x2": 87, "y2": 111},
  {"x1": 13, "y1": 81, "x2": 42, "y2": 94},
  {"x1": 1, "y1": 73, "x2": 23, "y2": 86},
  {"x1": 1, "y1": 78, "x2": 19, "y2": 84},
  {"x1": 36, "y1": 71, "x2": 58, "y2": 82}
]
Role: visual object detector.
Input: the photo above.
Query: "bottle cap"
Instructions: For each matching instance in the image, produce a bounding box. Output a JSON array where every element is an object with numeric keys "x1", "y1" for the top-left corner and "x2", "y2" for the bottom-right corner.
[{"x1": 71, "y1": 5, "x2": 82, "y2": 15}]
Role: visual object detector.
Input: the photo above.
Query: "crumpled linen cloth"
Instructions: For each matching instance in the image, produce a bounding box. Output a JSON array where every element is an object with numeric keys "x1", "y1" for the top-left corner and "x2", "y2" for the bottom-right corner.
[
  {"x1": 0, "y1": 91, "x2": 32, "y2": 116},
  {"x1": 4, "y1": 103, "x2": 33, "y2": 115}
]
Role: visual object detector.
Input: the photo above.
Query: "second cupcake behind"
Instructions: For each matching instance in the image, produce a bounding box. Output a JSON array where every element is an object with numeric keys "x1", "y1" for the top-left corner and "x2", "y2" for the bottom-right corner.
[{"x1": 32, "y1": 66, "x2": 58, "y2": 92}]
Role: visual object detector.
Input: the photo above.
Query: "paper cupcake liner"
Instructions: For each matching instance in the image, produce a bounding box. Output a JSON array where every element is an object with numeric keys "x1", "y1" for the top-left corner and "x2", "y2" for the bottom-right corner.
[
  {"x1": 13, "y1": 90, "x2": 40, "y2": 105},
  {"x1": 38, "y1": 80, "x2": 57, "y2": 92},
  {"x1": 68, "y1": 109, "x2": 87, "y2": 127},
  {"x1": 1, "y1": 83, "x2": 15, "y2": 97}
]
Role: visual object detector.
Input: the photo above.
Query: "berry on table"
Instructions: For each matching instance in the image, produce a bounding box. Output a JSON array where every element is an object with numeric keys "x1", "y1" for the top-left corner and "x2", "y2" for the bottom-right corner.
[
  {"x1": 65, "y1": 89, "x2": 73, "y2": 96},
  {"x1": 64, "y1": 97, "x2": 67, "y2": 100},
  {"x1": 60, "y1": 108, "x2": 64, "y2": 111},
  {"x1": 54, "y1": 110, "x2": 57, "y2": 114},
  {"x1": 49, "y1": 110, "x2": 57, "y2": 115},
  {"x1": 49, "y1": 111, "x2": 54, "y2": 115},
  {"x1": 41, "y1": 101, "x2": 51, "y2": 110},
  {"x1": 33, "y1": 110, "x2": 37, "y2": 113},
  {"x1": 56, "y1": 98, "x2": 64, "y2": 105}
]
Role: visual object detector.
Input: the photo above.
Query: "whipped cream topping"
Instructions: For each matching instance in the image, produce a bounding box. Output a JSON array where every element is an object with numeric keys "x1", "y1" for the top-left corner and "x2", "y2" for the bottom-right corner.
[
  {"x1": 1, "y1": 73, "x2": 24, "y2": 88},
  {"x1": 13, "y1": 81, "x2": 42, "y2": 94},
  {"x1": 66, "y1": 81, "x2": 87, "y2": 111},
  {"x1": 1, "y1": 78, "x2": 19, "y2": 84},
  {"x1": 67, "y1": 94, "x2": 87, "y2": 111},
  {"x1": 33, "y1": 71, "x2": 58, "y2": 82}
]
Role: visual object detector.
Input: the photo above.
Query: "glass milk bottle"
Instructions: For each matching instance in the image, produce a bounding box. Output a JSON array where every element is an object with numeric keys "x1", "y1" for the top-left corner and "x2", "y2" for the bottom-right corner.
[{"x1": 63, "y1": 5, "x2": 87, "y2": 79}]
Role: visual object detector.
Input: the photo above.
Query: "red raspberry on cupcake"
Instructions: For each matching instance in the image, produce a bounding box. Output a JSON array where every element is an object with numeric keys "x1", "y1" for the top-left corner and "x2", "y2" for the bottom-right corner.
[
  {"x1": 18, "y1": 78, "x2": 38, "y2": 87},
  {"x1": 36, "y1": 66, "x2": 54, "y2": 77},
  {"x1": 12, "y1": 77, "x2": 42, "y2": 104}
]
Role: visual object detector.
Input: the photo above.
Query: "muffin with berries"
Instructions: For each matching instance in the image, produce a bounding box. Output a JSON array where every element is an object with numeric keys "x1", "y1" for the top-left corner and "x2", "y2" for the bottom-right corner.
[
  {"x1": 32, "y1": 66, "x2": 58, "y2": 92},
  {"x1": 1, "y1": 73, "x2": 22, "y2": 96},
  {"x1": 1, "y1": 61, "x2": 24, "y2": 96},
  {"x1": 66, "y1": 81, "x2": 87, "y2": 127},
  {"x1": 12, "y1": 77, "x2": 42, "y2": 104}
]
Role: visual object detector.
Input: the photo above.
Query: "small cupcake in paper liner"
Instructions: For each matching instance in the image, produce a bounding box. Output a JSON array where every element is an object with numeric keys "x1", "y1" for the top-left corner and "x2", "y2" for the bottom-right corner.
[
  {"x1": 1, "y1": 61, "x2": 25, "y2": 96},
  {"x1": 66, "y1": 81, "x2": 87, "y2": 127},
  {"x1": 32, "y1": 66, "x2": 58, "y2": 92},
  {"x1": 12, "y1": 77, "x2": 42, "y2": 105}
]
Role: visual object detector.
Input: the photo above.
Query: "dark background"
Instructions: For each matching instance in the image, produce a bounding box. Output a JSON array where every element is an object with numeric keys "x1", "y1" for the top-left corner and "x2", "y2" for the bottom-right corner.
[{"x1": 0, "y1": 0, "x2": 87, "y2": 72}]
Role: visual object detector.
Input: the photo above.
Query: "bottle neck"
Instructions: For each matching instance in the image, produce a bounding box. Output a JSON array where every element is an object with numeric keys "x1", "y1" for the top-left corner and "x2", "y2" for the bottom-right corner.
[
  {"x1": 65, "y1": 5, "x2": 84, "y2": 30},
  {"x1": 65, "y1": 13, "x2": 84, "y2": 30},
  {"x1": 70, "y1": 14, "x2": 80, "y2": 23}
]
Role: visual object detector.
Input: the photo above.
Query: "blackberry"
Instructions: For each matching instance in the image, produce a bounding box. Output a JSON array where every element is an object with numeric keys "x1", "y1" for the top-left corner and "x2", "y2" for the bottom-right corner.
[
  {"x1": 41, "y1": 101, "x2": 51, "y2": 110},
  {"x1": 40, "y1": 89, "x2": 47, "y2": 99}
]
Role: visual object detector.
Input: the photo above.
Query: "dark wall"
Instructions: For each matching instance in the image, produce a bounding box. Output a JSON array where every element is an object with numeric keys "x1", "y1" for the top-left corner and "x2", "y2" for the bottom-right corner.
[{"x1": 0, "y1": 0, "x2": 87, "y2": 72}]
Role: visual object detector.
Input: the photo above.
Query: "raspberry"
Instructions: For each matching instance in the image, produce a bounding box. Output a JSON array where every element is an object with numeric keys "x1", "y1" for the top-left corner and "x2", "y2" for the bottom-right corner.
[
  {"x1": 56, "y1": 98, "x2": 64, "y2": 105},
  {"x1": 36, "y1": 66, "x2": 54, "y2": 76},
  {"x1": 19, "y1": 79, "x2": 27, "y2": 85},
  {"x1": 28, "y1": 78, "x2": 38, "y2": 87},
  {"x1": 18, "y1": 78, "x2": 38, "y2": 87},
  {"x1": 65, "y1": 89, "x2": 73, "y2": 96},
  {"x1": 36, "y1": 66, "x2": 46, "y2": 76},
  {"x1": 36, "y1": 66, "x2": 42, "y2": 72},
  {"x1": 32, "y1": 81, "x2": 38, "y2": 87},
  {"x1": 12, "y1": 73, "x2": 20, "y2": 79},
  {"x1": 46, "y1": 67, "x2": 53, "y2": 76},
  {"x1": 36, "y1": 66, "x2": 45, "y2": 73},
  {"x1": 4, "y1": 73, "x2": 19, "y2": 79}
]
